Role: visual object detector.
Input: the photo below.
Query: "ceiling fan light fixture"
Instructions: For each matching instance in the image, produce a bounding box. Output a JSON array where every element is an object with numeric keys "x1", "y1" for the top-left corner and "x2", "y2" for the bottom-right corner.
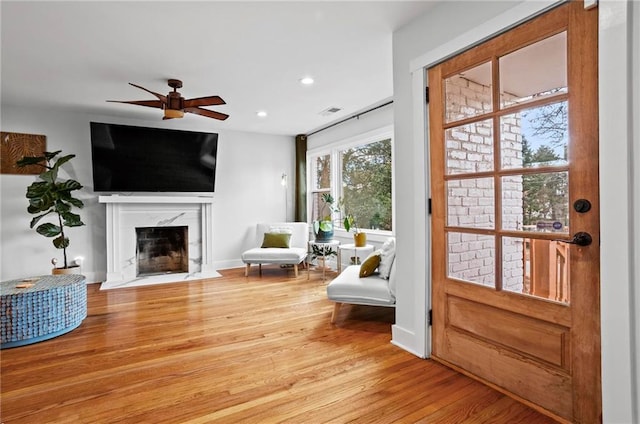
[
  {"x1": 109, "y1": 79, "x2": 228, "y2": 121},
  {"x1": 164, "y1": 108, "x2": 184, "y2": 119}
]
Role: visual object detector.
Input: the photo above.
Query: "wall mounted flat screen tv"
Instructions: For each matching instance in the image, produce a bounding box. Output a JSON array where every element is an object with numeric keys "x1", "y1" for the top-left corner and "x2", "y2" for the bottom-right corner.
[{"x1": 90, "y1": 122, "x2": 218, "y2": 192}]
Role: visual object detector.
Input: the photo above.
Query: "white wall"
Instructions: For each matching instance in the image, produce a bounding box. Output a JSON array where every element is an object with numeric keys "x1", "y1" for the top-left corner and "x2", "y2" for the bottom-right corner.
[
  {"x1": 392, "y1": 0, "x2": 639, "y2": 422},
  {"x1": 599, "y1": 1, "x2": 639, "y2": 422},
  {"x1": 633, "y1": 0, "x2": 640, "y2": 416},
  {"x1": 0, "y1": 106, "x2": 295, "y2": 282}
]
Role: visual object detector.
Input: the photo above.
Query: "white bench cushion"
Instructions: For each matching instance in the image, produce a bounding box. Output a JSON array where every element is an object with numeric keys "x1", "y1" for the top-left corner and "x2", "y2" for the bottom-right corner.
[{"x1": 327, "y1": 265, "x2": 395, "y2": 306}]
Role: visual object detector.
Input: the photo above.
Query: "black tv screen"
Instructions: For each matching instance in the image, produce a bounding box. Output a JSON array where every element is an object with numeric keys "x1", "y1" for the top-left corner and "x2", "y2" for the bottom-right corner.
[{"x1": 90, "y1": 122, "x2": 218, "y2": 192}]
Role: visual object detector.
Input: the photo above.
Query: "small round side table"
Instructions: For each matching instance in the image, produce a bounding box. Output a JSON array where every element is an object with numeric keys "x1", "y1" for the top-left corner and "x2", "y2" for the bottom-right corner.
[{"x1": 338, "y1": 243, "x2": 374, "y2": 273}]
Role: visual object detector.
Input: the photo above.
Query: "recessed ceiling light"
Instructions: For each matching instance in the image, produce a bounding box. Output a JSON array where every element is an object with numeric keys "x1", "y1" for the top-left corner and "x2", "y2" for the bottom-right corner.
[
  {"x1": 300, "y1": 77, "x2": 314, "y2": 85},
  {"x1": 256, "y1": 111, "x2": 268, "y2": 118}
]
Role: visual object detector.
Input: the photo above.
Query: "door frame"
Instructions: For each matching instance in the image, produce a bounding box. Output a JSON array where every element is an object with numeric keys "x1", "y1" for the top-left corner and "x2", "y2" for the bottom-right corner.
[
  {"x1": 409, "y1": 0, "x2": 566, "y2": 359},
  {"x1": 404, "y1": 0, "x2": 636, "y2": 421}
]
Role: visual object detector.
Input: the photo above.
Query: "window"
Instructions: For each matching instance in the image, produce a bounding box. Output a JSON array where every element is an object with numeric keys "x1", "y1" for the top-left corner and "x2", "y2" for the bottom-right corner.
[
  {"x1": 310, "y1": 153, "x2": 331, "y2": 221},
  {"x1": 308, "y1": 127, "x2": 393, "y2": 233}
]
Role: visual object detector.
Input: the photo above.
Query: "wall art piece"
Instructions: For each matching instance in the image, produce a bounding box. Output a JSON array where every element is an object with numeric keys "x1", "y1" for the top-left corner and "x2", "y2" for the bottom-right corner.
[{"x1": 0, "y1": 131, "x2": 46, "y2": 174}]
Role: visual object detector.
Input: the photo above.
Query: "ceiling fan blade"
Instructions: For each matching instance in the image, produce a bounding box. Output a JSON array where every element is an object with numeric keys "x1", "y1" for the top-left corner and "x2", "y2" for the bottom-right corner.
[
  {"x1": 183, "y1": 96, "x2": 226, "y2": 108},
  {"x1": 106, "y1": 99, "x2": 164, "y2": 109},
  {"x1": 185, "y1": 107, "x2": 229, "y2": 121},
  {"x1": 128, "y1": 83, "x2": 167, "y2": 102}
]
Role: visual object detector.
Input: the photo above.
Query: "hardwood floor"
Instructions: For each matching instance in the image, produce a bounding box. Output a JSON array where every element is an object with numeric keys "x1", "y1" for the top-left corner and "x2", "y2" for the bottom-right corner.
[{"x1": 1, "y1": 267, "x2": 558, "y2": 423}]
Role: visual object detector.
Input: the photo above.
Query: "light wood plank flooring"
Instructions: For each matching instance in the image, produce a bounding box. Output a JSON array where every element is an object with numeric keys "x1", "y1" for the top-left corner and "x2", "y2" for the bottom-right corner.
[{"x1": 1, "y1": 267, "x2": 558, "y2": 423}]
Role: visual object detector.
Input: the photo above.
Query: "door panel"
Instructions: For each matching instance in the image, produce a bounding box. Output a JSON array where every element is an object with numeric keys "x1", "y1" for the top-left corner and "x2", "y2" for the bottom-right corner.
[
  {"x1": 447, "y1": 296, "x2": 569, "y2": 369},
  {"x1": 429, "y1": 2, "x2": 600, "y2": 422}
]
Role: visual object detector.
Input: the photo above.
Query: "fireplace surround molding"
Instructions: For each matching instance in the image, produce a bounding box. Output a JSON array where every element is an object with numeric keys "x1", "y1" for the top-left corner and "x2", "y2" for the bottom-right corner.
[{"x1": 99, "y1": 195, "x2": 217, "y2": 287}]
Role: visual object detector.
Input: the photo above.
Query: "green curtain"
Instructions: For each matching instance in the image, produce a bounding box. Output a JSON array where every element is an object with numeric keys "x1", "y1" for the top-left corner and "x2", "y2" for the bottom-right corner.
[{"x1": 295, "y1": 134, "x2": 307, "y2": 222}]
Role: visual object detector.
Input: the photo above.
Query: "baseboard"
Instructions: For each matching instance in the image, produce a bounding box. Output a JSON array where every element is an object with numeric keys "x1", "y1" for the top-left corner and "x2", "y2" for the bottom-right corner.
[
  {"x1": 214, "y1": 259, "x2": 244, "y2": 271},
  {"x1": 391, "y1": 324, "x2": 428, "y2": 359},
  {"x1": 78, "y1": 271, "x2": 105, "y2": 284}
]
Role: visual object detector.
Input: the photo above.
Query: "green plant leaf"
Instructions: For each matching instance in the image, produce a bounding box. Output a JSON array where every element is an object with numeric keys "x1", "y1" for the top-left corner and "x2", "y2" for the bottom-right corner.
[
  {"x1": 29, "y1": 191, "x2": 55, "y2": 212},
  {"x1": 52, "y1": 154, "x2": 75, "y2": 169},
  {"x1": 36, "y1": 223, "x2": 62, "y2": 237},
  {"x1": 16, "y1": 156, "x2": 46, "y2": 167},
  {"x1": 319, "y1": 221, "x2": 333, "y2": 231},
  {"x1": 61, "y1": 211, "x2": 84, "y2": 227},
  {"x1": 25, "y1": 181, "x2": 49, "y2": 198},
  {"x1": 321, "y1": 193, "x2": 334, "y2": 205},
  {"x1": 56, "y1": 179, "x2": 82, "y2": 192},
  {"x1": 28, "y1": 198, "x2": 50, "y2": 213},
  {"x1": 343, "y1": 216, "x2": 352, "y2": 232},
  {"x1": 55, "y1": 201, "x2": 71, "y2": 214},
  {"x1": 29, "y1": 211, "x2": 52, "y2": 229},
  {"x1": 44, "y1": 150, "x2": 62, "y2": 161},
  {"x1": 40, "y1": 168, "x2": 58, "y2": 184},
  {"x1": 27, "y1": 204, "x2": 41, "y2": 214},
  {"x1": 65, "y1": 197, "x2": 84, "y2": 208},
  {"x1": 53, "y1": 235, "x2": 69, "y2": 249}
]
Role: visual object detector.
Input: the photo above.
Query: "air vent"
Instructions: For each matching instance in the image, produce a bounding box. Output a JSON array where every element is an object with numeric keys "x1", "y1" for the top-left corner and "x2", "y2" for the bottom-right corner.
[{"x1": 319, "y1": 107, "x2": 342, "y2": 116}]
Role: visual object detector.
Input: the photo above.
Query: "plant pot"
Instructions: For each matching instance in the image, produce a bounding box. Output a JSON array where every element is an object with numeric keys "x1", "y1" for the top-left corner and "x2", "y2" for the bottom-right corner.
[
  {"x1": 52, "y1": 265, "x2": 81, "y2": 275},
  {"x1": 313, "y1": 220, "x2": 334, "y2": 242},
  {"x1": 354, "y1": 232, "x2": 367, "y2": 247}
]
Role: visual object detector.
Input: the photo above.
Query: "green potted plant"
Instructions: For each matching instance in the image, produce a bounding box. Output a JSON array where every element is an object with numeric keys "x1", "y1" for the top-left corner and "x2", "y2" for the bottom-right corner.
[
  {"x1": 313, "y1": 193, "x2": 337, "y2": 242},
  {"x1": 17, "y1": 150, "x2": 85, "y2": 274},
  {"x1": 339, "y1": 198, "x2": 366, "y2": 247}
]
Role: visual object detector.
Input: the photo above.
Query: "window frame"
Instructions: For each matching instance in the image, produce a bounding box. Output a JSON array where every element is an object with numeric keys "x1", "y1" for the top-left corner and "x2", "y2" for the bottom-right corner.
[{"x1": 307, "y1": 125, "x2": 395, "y2": 242}]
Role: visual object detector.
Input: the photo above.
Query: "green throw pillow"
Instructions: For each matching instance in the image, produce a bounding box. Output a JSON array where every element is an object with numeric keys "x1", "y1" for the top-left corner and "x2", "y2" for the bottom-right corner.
[
  {"x1": 359, "y1": 253, "x2": 381, "y2": 278},
  {"x1": 261, "y1": 232, "x2": 291, "y2": 248}
]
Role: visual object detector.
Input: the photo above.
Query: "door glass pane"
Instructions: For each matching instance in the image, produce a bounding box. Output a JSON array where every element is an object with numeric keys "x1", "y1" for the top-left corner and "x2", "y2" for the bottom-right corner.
[
  {"x1": 447, "y1": 178, "x2": 494, "y2": 229},
  {"x1": 503, "y1": 237, "x2": 570, "y2": 304},
  {"x1": 447, "y1": 232, "x2": 495, "y2": 287},
  {"x1": 501, "y1": 172, "x2": 569, "y2": 233},
  {"x1": 501, "y1": 174, "x2": 524, "y2": 231},
  {"x1": 499, "y1": 32, "x2": 567, "y2": 108},
  {"x1": 446, "y1": 119, "x2": 493, "y2": 175},
  {"x1": 445, "y1": 62, "x2": 492, "y2": 123},
  {"x1": 501, "y1": 101, "x2": 568, "y2": 170}
]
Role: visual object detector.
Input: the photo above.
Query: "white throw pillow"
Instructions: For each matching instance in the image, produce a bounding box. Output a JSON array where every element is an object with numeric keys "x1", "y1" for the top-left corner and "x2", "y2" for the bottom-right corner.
[
  {"x1": 269, "y1": 225, "x2": 293, "y2": 234},
  {"x1": 378, "y1": 237, "x2": 396, "y2": 280}
]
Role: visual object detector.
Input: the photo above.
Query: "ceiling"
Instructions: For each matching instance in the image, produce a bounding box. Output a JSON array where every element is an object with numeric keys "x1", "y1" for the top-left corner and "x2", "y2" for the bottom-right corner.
[{"x1": 1, "y1": 1, "x2": 437, "y2": 136}]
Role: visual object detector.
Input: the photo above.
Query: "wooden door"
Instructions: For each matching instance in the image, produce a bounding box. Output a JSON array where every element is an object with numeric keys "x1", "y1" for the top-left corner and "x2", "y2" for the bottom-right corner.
[{"x1": 428, "y1": 2, "x2": 600, "y2": 422}]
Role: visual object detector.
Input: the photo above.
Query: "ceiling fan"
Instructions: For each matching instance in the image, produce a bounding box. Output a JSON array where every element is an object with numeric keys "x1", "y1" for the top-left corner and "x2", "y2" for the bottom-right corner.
[{"x1": 108, "y1": 79, "x2": 229, "y2": 121}]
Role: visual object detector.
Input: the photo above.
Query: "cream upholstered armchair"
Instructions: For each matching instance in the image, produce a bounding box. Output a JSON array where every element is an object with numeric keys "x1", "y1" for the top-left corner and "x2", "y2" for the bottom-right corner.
[{"x1": 241, "y1": 222, "x2": 309, "y2": 277}]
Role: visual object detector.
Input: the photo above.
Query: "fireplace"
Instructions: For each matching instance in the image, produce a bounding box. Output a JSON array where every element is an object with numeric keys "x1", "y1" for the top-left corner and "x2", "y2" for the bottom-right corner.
[
  {"x1": 136, "y1": 226, "x2": 189, "y2": 276},
  {"x1": 98, "y1": 195, "x2": 219, "y2": 288}
]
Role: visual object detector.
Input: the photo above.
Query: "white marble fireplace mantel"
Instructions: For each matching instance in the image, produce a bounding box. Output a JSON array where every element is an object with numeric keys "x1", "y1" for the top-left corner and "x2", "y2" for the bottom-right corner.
[
  {"x1": 99, "y1": 195, "x2": 215, "y2": 205},
  {"x1": 99, "y1": 195, "x2": 218, "y2": 288}
]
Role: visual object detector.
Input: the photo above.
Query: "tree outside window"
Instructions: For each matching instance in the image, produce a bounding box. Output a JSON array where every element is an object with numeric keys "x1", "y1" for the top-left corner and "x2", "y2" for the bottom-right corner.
[
  {"x1": 310, "y1": 154, "x2": 331, "y2": 221},
  {"x1": 340, "y1": 138, "x2": 392, "y2": 231}
]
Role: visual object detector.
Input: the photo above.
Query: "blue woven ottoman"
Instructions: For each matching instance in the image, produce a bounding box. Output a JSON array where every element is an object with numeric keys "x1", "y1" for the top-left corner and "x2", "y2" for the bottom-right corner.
[{"x1": 1, "y1": 274, "x2": 87, "y2": 349}]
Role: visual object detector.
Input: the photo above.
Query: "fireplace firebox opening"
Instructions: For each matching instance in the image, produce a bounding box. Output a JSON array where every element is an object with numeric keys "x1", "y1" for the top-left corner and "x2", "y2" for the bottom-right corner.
[{"x1": 135, "y1": 226, "x2": 188, "y2": 276}]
